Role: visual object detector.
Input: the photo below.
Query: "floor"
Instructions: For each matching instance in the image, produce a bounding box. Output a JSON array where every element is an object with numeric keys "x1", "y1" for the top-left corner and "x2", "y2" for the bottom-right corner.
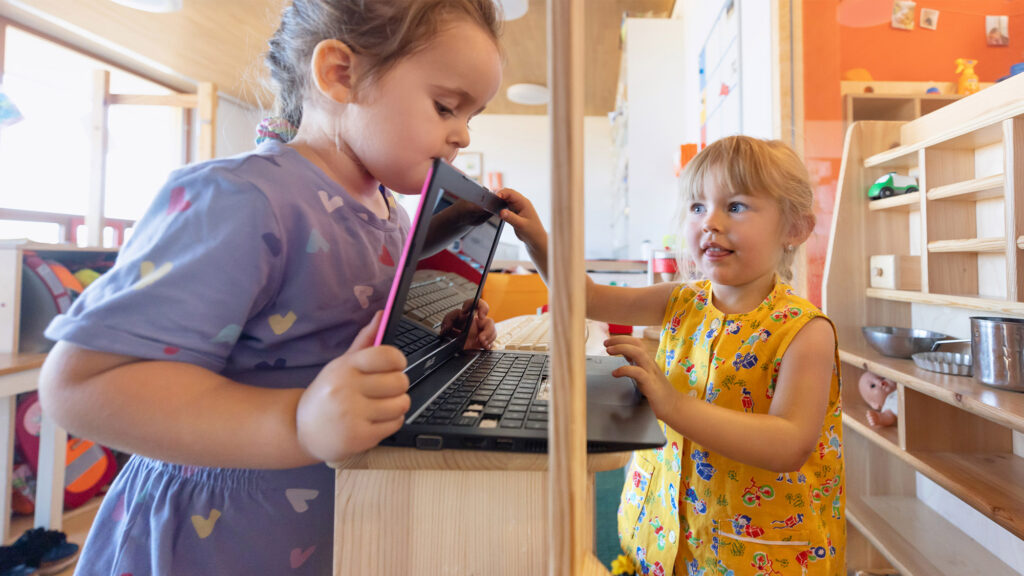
[{"x1": 5, "y1": 495, "x2": 99, "y2": 576}]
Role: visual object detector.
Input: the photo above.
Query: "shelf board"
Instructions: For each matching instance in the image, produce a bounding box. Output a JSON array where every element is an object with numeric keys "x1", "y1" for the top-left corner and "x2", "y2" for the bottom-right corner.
[
  {"x1": 927, "y1": 122, "x2": 1005, "y2": 151},
  {"x1": 865, "y1": 288, "x2": 1024, "y2": 315},
  {"x1": 868, "y1": 191, "x2": 920, "y2": 211},
  {"x1": 911, "y1": 451, "x2": 1024, "y2": 540},
  {"x1": 846, "y1": 494, "x2": 1018, "y2": 576},
  {"x1": 926, "y1": 237, "x2": 1006, "y2": 253},
  {"x1": 864, "y1": 145, "x2": 918, "y2": 169},
  {"x1": 839, "y1": 343, "x2": 1024, "y2": 434},
  {"x1": 926, "y1": 174, "x2": 1004, "y2": 201},
  {"x1": 840, "y1": 370, "x2": 901, "y2": 449},
  {"x1": 0, "y1": 353, "x2": 46, "y2": 377}
]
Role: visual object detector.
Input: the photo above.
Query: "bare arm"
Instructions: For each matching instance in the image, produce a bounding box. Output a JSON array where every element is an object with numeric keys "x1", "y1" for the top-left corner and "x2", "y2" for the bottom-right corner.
[
  {"x1": 497, "y1": 188, "x2": 676, "y2": 327},
  {"x1": 39, "y1": 313, "x2": 410, "y2": 469},
  {"x1": 606, "y1": 317, "x2": 835, "y2": 472},
  {"x1": 39, "y1": 342, "x2": 314, "y2": 469}
]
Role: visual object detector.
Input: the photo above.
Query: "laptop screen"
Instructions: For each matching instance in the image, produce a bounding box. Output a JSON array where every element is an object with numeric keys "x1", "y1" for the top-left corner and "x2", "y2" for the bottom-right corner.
[
  {"x1": 399, "y1": 190, "x2": 503, "y2": 345},
  {"x1": 375, "y1": 158, "x2": 507, "y2": 384}
]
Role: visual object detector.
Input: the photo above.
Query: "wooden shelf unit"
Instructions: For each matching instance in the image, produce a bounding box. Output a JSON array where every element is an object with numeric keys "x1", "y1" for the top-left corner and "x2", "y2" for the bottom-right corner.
[
  {"x1": 0, "y1": 241, "x2": 117, "y2": 542},
  {"x1": 826, "y1": 73, "x2": 1024, "y2": 575}
]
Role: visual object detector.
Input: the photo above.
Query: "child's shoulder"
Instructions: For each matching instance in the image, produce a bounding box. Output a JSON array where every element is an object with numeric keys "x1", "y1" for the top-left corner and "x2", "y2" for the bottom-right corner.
[
  {"x1": 665, "y1": 280, "x2": 711, "y2": 313},
  {"x1": 768, "y1": 283, "x2": 825, "y2": 320},
  {"x1": 168, "y1": 141, "x2": 296, "y2": 190}
]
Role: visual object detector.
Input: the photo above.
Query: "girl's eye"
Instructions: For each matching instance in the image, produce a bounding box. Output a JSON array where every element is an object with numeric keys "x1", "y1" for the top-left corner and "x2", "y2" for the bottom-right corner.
[
  {"x1": 690, "y1": 203, "x2": 706, "y2": 214},
  {"x1": 435, "y1": 102, "x2": 455, "y2": 117},
  {"x1": 728, "y1": 202, "x2": 748, "y2": 213}
]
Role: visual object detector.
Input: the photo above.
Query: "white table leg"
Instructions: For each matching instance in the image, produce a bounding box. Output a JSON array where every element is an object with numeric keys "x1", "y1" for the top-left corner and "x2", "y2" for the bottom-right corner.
[
  {"x1": 35, "y1": 412, "x2": 66, "y2": 530},
  {"x1": 0, "y1": 396, "x2": 14, "y2": 542}
]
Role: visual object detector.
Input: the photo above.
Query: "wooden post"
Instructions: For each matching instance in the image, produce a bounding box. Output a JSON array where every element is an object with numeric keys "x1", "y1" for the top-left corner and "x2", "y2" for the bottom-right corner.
[
  {"x1": 197, "y1": 82, "x2": 216, "y2": 161},
  {"x1": 87, "y1": 70, "x2": 110, "y2": 248},
  {"x1": 547, "y1": 1, "x2": 588, "y2": 575}
]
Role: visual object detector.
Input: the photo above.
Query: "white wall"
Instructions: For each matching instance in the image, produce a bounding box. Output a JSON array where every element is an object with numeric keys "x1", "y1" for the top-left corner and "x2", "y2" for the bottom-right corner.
[
  {"x1": 457, "y1": 114, "x2": 615, "y2": 259},
  {"x1": 672, "y1": 0, "x2": 775, "y2": 142}
]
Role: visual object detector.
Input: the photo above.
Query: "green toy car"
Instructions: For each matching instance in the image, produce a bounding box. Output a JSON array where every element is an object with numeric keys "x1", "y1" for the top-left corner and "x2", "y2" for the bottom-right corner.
[{"x1": 868, "y1": 172, "x2": 918, "y2": 200}]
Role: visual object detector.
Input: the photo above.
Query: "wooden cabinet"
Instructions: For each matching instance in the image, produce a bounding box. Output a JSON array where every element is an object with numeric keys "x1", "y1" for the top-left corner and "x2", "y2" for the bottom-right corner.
[
  {"x1": 826, "y1": 74, "x2": 1024, "y2": 574},
  {"x1": 0, "y1": 241, "x2": 116, "y2": 540}
]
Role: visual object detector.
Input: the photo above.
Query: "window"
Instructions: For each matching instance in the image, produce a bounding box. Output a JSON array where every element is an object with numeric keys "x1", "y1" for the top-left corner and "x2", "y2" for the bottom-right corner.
[{"x1": 0, "y1": 25, "x2": 182, "y2": 244}]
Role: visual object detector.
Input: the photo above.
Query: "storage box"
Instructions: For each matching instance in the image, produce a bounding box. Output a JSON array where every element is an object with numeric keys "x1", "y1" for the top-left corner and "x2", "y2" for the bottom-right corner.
[{"x1": 869, "y1": 255, "x2": 920, "y2": 290}]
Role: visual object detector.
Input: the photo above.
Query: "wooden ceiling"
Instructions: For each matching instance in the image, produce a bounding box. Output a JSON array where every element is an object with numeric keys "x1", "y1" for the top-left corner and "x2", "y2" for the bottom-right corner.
[{"x1": 0, "y1": 0, "x2": 672, "y2": 115}]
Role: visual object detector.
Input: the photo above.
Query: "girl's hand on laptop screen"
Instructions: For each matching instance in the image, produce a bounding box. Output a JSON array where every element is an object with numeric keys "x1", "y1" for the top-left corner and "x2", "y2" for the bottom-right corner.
[{"x1": 441, "y1": 298, "x2": 496, "y2": 350}]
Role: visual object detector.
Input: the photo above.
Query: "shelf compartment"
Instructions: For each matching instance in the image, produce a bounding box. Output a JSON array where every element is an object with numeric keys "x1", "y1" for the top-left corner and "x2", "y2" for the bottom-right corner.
[
  {"x1": 868, "y1": 191, "x2": 920, "y2": 211},
  {"x1": 864, "y1": 145, "x2": 918, "y2": 169},
  {"x1": 838, "y1": 343, "x2": 1024, "y2": 434},
  {"x1": 846, "y1": 494, "x2": 1018, "y2": 576},
  {"x1": 840, "y1": 361, "x2": 901, "y2": 449},
  {"x1": 926, "y1": 237, "x2": 1006, "y2": 253},
  {"x1": 866, "y1": 288, "x2": 1024, "y2": 315},
  {"x1": 926, "y1": 174, "x2": 1004, "y2": 201}
]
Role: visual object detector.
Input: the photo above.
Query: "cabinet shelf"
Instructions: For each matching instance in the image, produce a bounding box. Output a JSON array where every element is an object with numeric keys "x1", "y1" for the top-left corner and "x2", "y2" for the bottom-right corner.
[
  {"x1": 846, "y1": 494, "x2": 1018, "y2": 576},
  {"x1": 865, "y1": 287, "x2": 1024, "y2": 316},
  {"x1": 864, "y1": 145, "x2": 918, "y2": 169},
  {"x1": 868, "y1": 191, "x2": 919, "y2": 211},
  {"x1": 926, "y1": 237, "x2": 1006, "y2": 253},
  {"x1": 839, "y1": 344, "x2": 1024, "y2": 434},
  {"x1": 927, "y1": 174, "x2": 1003, "y2": 201}
]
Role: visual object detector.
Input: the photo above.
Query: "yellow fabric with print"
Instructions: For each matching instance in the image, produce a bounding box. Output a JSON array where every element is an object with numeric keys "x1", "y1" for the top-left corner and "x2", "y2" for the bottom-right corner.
[{"x1": 618, "y1": 280, "x2": 845, "y2": 576}]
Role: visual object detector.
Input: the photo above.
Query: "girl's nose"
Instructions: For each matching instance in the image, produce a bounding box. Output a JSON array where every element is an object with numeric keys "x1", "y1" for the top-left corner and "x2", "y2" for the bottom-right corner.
[
  {"x1": 449, "y1": 123, "x2": 470, "y2": 150},
  {"x1": 702, "y1": 209, "x2": 724, "y2": 233}
]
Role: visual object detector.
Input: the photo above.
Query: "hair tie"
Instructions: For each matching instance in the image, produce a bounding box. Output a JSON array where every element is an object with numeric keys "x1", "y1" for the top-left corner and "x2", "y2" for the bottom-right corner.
[{"x1": 255, "y1": 116, "x2": 297, "y2": 144}]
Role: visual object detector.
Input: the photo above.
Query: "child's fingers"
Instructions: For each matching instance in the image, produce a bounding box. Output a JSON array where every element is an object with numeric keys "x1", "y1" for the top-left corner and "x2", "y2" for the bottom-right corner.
[
  {"x1": 350, "y1": 310, "x2": 382, "y2": 351},
  {"x1": 604, "y1": 335, "x2": 643, "y2": 348},
  {"x1": 476, "y1": 298, "x2": 490, "y2": 318},
  {"x1": 352, "y1": 345, "x2": 408, "y2": 375},
  {"x1": 366, "y1": 416, "x2": 405, "y2": 441},
  {"x1": 500, "y1": 208, "x2": 529, "y2": 229},
  {"x1": 357, "y1": 372, "x2": 410, "y2": 398},
  {"x1": 365, "y1": 393, "x2": 412, "y2": 423}
]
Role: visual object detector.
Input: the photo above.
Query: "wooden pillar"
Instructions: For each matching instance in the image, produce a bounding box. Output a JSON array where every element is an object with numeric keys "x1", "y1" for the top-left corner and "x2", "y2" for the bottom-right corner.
[
  {"x1": 87, "y1": 69, "x2": 110, "y2": 248},
  {"x1": 197, "y1": 82, "x2": 216, "y2": 161},
  {"x1": 547, "y1": 1, "x2": 588, "y2": 575}
]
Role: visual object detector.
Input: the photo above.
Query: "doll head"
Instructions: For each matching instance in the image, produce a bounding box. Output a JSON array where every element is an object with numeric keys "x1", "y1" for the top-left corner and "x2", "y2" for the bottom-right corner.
[{"x1": 858, "y1": 371, "x2": 896, "y2": 410}]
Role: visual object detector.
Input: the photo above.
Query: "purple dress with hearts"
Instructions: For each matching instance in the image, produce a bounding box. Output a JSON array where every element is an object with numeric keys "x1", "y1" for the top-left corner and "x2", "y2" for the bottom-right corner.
[{"x1": 45, "y1": 140, "x2": 409, "y2": 574}]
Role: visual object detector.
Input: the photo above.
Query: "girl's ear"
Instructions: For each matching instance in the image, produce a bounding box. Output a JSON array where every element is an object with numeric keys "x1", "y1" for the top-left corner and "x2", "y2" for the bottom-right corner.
[
  {"x1": 785, "y1": 214, "x2": 814, "y2": 248},
  {"x1": 310, "y1": 39, "x2": 359, "y2": 104}
]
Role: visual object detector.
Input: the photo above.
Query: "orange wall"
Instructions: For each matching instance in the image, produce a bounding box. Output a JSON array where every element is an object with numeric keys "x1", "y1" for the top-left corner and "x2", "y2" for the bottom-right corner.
[
  {"x1": 801, "y1": 0, "x2": 1024, "y2": 306},
  {"x1": 840, "y1": 0, "x2": 1024, "y2": 82}
]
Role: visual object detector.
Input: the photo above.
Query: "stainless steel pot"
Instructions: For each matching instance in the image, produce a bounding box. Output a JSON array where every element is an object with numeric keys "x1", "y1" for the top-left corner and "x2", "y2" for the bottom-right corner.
[{"x1": 971, "y1": 316, "x2": 1024, "y2": 392}]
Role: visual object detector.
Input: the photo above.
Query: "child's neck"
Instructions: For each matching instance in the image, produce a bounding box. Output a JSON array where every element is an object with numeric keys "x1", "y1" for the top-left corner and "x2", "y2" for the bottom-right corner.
[
  {"x1": 709, "y1": 273, "x2": 778, "y2": 315},
  {"x1": 288, "y1": 135, "x2": 389, "y2": 219}
]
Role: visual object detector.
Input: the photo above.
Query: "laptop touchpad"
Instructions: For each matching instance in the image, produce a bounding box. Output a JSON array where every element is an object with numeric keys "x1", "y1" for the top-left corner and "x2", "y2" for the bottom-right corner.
[{"x1": 585, "y1": 356, "x2": 640, "y2": 406}]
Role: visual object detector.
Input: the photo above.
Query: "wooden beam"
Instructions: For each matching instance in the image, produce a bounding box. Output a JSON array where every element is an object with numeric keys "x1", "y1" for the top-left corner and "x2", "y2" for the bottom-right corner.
[
  {"x1": 107, "y1": 93, "x2": 199, "y2": 108},
  {"x1": 87, "y1": 69, "x2": 110, "y2": 248},
  {"x1": 197, "y1": 82, "x2": 216, "y2": 161},
  {"x1": 547, "y1": 1, "x2": 589, "y2": 575}
]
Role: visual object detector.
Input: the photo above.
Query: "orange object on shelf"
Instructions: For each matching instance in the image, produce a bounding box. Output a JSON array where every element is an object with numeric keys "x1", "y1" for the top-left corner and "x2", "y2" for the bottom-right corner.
[{"x1": 481, "y1": 273, "x2": 548, "y2": 322}]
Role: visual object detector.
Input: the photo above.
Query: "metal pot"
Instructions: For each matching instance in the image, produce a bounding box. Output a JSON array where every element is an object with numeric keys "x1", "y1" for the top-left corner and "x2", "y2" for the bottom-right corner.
[{"x1": 970, "y1": 316, "x2": 1024, "y2": 392}]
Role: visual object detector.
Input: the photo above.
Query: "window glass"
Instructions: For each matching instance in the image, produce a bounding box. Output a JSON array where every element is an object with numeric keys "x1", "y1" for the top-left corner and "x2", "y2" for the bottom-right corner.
[{"x1": 0, "y1": 26, "x2": 180, "y2": 227}]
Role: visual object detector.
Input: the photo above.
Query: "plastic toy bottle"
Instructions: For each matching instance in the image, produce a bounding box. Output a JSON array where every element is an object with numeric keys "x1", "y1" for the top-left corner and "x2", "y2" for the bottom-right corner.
[{"x1": 955, "y1": 58, "x2": 980, "y2": 95}]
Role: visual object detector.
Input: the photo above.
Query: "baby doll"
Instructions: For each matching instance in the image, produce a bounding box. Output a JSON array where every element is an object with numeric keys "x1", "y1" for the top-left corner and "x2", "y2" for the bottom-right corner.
[{"x1": 859, "y1": 371, "x2": 898, "y2": 427}]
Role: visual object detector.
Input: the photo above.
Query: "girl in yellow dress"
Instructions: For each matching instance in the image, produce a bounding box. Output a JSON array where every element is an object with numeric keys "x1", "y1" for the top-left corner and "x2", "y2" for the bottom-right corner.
[{"x1": 499, "y1": 135, "x2": 844, "y2": 576}]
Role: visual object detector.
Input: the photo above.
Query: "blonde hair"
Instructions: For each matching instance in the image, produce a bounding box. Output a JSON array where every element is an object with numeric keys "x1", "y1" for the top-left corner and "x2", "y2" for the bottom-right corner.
[{"x1": 677, "y1": 135, "x2": 815, "y2": 283}]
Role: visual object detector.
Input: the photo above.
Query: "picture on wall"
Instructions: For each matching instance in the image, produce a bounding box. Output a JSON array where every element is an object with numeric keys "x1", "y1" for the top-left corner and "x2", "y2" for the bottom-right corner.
[
  {"x1": 891, "y1": 0, "x2": 915, "y2": 31},
  {"x1": 920, "y1": 8, "x2": 939, "y2": 30},
  {"x1": 452, "y1": 151, "x2": 483, "y2": 184},
  {"x1": 986, "y1": 15, "x2": 1009, "y2": 46}
]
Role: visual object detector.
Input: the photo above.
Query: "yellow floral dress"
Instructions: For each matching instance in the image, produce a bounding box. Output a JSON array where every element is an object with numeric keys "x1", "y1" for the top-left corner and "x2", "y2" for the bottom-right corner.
[{"x1": 617, "y1": 280, "x2": 845, "y2": 576}]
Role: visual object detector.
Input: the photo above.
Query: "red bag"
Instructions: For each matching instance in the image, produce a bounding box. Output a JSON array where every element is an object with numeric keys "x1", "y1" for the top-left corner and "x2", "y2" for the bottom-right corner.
[{"x1": 15, "y1": 392, "x2": 117, "y2": 510}]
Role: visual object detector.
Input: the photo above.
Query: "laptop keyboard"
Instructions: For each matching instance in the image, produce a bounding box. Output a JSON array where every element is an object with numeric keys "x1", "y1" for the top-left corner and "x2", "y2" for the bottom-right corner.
[
  {"x1": 405, "y1": 272, "x2": 477, "y2": 329},
  {"x1": 394, "y1": 318, "x2": 441, "y2": 356},
  {"x1": 412, "y1": 353, "x2": 550, "y2": 430}
]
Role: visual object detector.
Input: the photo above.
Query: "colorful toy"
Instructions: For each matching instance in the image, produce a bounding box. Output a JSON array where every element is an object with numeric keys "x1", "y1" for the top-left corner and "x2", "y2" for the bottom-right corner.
[
  {"x1": 859, "y1": 371, "x2": 898, "y2": 427},
  {"x1": 868, "y1": 172, "x2": 918, "y2": 200},
  {"x1": 955, "y1": 58, "x2": 980, "y2": 95}
]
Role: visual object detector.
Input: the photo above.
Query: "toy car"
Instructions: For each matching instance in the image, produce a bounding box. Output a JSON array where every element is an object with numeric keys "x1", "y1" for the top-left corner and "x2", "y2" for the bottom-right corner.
[{"x1": 868, "y1": 172, "x2": 918, "y2": 200}]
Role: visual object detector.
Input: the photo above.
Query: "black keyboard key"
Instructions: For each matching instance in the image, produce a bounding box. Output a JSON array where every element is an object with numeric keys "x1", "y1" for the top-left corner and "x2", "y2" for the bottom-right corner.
[
  {"x1": 500, "y1": 418, "x2": 524, "y2": 428},
  {"x1": 525, "y1": 421, "x2": 547, "y2": 430}
]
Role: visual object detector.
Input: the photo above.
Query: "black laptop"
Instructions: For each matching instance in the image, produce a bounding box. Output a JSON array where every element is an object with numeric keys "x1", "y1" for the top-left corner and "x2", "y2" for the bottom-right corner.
[{"x1": 374, "y1": 158, "x2": 665, "y2": 453}]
